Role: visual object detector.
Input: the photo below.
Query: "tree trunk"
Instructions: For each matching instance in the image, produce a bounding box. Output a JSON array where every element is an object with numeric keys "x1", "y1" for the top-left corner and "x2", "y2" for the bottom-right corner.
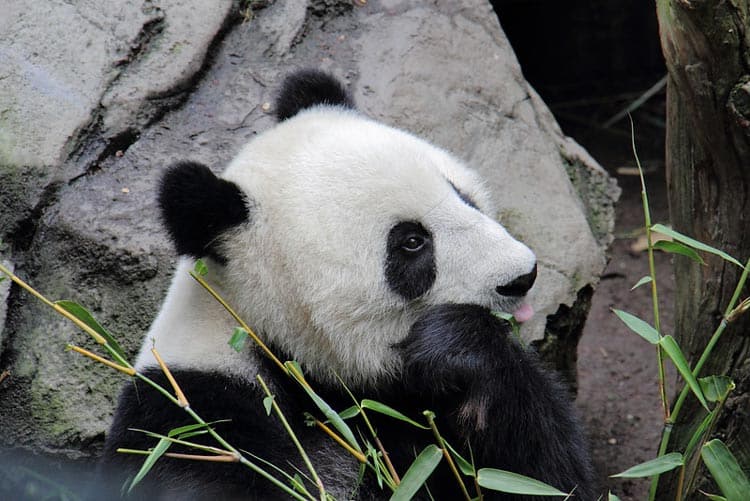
[{"x1": 656, "y1": 1, "x2": 750, "y2": 498}]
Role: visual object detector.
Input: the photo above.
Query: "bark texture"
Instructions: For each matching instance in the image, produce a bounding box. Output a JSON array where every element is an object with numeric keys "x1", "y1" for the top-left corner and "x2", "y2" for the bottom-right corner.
[{"x1": 657, "y1": 0, "x2": 750, "y2": 498}]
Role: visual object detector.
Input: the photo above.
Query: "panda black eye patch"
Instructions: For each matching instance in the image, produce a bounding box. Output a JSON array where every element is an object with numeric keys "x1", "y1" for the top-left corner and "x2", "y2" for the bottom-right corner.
[{"x1": 385, "y1": 221, "x2": 436, "y2": 300}]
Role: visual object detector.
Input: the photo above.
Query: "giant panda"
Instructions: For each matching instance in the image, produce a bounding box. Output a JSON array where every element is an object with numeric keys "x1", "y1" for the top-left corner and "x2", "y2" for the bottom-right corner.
[{"x1": 100, "y1": 70, "x2": 594, "y2": 500}]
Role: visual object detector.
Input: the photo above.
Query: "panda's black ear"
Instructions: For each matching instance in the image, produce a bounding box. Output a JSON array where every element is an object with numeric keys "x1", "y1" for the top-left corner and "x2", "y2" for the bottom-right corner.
[
  {"x1": 275, "y1": 69, "x2": 354, "y2": 121},
  {"x1": 158, "y1": 161, "x2": 249, "y2": 263}
]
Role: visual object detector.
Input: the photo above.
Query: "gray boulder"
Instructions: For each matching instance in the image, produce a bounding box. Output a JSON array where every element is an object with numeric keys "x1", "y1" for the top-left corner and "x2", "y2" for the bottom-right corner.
[{"x1": 0, "y1": 0, "x2": 617, "y2": 463}]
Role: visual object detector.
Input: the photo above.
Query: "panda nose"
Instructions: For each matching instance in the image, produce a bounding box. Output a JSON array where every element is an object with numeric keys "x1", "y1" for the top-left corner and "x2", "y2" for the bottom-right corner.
[{"x1": 496, "y1": 264, "x2": 537, "y2": 297}]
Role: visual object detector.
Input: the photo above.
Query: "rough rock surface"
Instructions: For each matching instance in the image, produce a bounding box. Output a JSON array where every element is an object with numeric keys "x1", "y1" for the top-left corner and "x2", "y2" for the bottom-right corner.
[{"x1": 0, "y1": 0, "x2": 618, "y2": 465}]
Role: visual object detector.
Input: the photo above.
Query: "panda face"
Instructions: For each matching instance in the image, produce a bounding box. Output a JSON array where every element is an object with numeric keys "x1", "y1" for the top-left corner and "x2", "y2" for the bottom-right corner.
[
  {"x1": 209, "y1": 109, "x2": 535, "y2": 385},
  {"x1": 157, "y1": 73, "x2": 536, "y2": 386}
]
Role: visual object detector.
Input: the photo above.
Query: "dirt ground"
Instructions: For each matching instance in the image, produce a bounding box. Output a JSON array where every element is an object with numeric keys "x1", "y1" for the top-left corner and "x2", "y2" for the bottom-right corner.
[{"x1": 567, "y1": 116, "x2": 679, "y2": 500}]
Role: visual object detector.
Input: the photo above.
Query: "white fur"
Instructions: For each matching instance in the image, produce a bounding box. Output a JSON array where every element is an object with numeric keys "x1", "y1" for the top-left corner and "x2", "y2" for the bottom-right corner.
[
  {"x1": 139, "y1": 106, "x2": 536, "y2": 386},
  {"x1": 134, "y1": 259, "x2": 256, "y2": 377}
]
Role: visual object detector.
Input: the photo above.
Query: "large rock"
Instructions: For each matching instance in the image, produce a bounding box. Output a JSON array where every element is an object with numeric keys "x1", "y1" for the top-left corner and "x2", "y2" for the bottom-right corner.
[{"x1": 0, "y1": 0, "x2": 618, "y2": 468}]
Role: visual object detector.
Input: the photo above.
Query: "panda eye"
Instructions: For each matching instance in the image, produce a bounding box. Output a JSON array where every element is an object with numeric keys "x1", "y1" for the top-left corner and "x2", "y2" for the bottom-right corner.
[{"x1": 402, "y1": 235, "x2": 426, "y2": 252}]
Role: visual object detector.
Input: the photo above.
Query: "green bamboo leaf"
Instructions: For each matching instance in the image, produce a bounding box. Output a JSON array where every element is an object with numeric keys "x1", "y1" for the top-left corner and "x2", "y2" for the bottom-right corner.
[
  {"x1": 56, "y1": 300, "x2": 127, "y2": 360},
  {"x1": 477, "y1": 468, "x2": 568, "y2": 496},
  {"x1": 444, "y1": 441, "x2": 475, "y2": 477},
  {"x1": 285, "y1": 361, "x2": 362, "y2": 453},
  {"x1": 167, "y1": 420, "x2": 229, "y2": 438},
  {"x1": 701, "y1": 439, "x2": 750, "y2": 501},
  {"x1": 389, "y1": 445, "x2": 443, "y2": 501},
  {"x1": 492, "y1": 311, "x2": 521, "y2": 338},
  {"x1": 361, "y1": 399, "x2": 429, "y2": 429},
  {"x1": 684, "y1": 412, "x2": 715, "y2": 459},
  {"x1": 653, "y1": 240, "x2": 706, "y2": 265},
  {"x1": 612, "y1": 309, "x2": 660, "y2": 344},
  {"x1": 630, "y1": 276, "x2": 653, "y2": 291},
  {"x1": 228, "y1": 327, "x2": 248, "y2": 352},
  {"x1": 611, "y1": 452, "x2": 684, "y2": 478},
  {"x1": 263, "y1": 395, "x2": 274, "y2": 416},
  {"x1": 659, "y1": 335, "x2": 709, "y2": 411},
  {"x1": 291, "y1": 473, "x2": 306, "y2": 493},
  {"x1": 174, "y1": 430, "x2": 209, "y2": 440},
  {"x1": 493, "y1": 311, "x2": 514, "y2": 322},
  {"x1": 127, "y1": 437, "x2": 171, "y2": 492},
  {"x1": 650, "y1": 224, "x2": 744, "y2": 268},
  {"x1": 338, "y1": 405, "x2": 360, "y2": 420},
  {"x1": 193, "y1": 259, "x2": 208, "y2": 276},
  {"x1": 699, "y1": 376, "x2": 735, "y2": 403},
  {"x1": 365, "y1": 441, "x2": 384, "y2": 489},
  {"x1": 608, "y1": 492, "x2": 622, "y2": 501}
]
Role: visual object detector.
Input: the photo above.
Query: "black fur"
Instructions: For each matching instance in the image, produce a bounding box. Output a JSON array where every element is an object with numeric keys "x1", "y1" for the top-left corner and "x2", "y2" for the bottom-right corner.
[
  {"x1": 275, "y1": 69, "x2": 355, "y2": 121},
  {"x1": 158, "y1": 161, "x2": 249, "y2": 263},
  {"x1": 395, "y1": 304, "x2": 595, "y2": 500},
  {"x1": 496, "y1": 263, "x2": 538, "y2": 297},
  {"x1": 101, "y1": 306, "x2": 593, "y2": 500},
  {"x1": 385, "y1": 221, "x2": 437, "y2": 300},
  {"x1": 99, "y1": 367, "x2": 353, "y2": 500}
]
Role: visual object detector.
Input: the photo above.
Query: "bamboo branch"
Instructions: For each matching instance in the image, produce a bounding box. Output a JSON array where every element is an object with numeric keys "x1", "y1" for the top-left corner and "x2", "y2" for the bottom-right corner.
[{"x1": 151, "y1": 347, "x2": 189, "y2": 408}]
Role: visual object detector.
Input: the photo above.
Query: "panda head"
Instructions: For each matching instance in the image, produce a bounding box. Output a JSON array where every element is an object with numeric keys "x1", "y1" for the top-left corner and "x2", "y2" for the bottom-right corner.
[{"x1": 159, "y1": 70, "x2": 537, "y2": 386}]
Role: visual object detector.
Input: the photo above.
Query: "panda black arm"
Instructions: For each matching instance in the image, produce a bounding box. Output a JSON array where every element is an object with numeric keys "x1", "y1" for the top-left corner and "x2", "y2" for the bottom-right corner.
[
  {"x1": 99, "y1": 369, "x2": 310, "y2": 499},
  {"x1": 396, "y1": 304, "x2": 595, "y2": 500}
]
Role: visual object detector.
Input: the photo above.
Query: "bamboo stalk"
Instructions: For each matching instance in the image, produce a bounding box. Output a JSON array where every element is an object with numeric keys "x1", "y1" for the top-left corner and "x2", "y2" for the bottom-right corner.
[
  {"x1": 67, "y1": 345, "x2": 135, "y2": 376},
  {"x1": 151, "y1": 347, "x2": 189, "y2": 408},
  {"x1": 314, "y1": 420, "x2": 367, "y2": 463}
]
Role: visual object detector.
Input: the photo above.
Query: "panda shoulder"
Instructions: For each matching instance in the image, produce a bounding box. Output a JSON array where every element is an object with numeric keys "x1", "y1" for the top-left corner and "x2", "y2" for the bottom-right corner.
[{"x1": 275, "y1": 69, "x2": 354, "y2": 121}]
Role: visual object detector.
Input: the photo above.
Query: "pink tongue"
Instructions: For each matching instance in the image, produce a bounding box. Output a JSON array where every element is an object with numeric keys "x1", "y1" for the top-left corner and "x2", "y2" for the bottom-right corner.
[{"x1": 513, "y1": 303, "x2": 534, "y2": 323}]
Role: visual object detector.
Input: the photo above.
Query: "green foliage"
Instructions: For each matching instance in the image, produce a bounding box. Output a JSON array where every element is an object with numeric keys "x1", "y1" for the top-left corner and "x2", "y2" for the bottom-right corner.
[
  {"x1": 56, "y1": 300, "x2": 127, "y2": 360},
  {"x1": 491, "y1": 311, "x2": 522, "y2": 341},
  {"x1": 650, "y1": 224, "x2": 744, "y2": 269},
  {"x1": 228, "y1": 326, "x2": 248, "y2": 352},
  {"x1": 128, "y1": 437, "x2": 171, "y2": 493},
  {"x1": 658, "y1": 335, "x2": 709, "y2": 411},
  {"x1": 360, "y1": 399, "x2": 429, "y2": 429},
  {"x1": 614, "y1": 126, "x2": 750, "y2": 501},
  {"x1": 476, "y1": 468, "x2": 569, "y2": 496},
  {"x1": 612, "y1": 308, "x2": 660, "y2": 344},
  {"x1": 285, "y1": 361, "x2": 363, "y2": 456},
  {"x1": 445, "y1": 441, "x2": 476, "y2": 477},
  {"x1": 700, "y1": 440, "x2": 750, "y2": 501},
  {"x1": 389, "y1": 445, "x2": 443, "y2": 501},
  {"x1": 337, "y1": 405, "x2": 360, "y2": 420},
  {"x1": 630, "y1": 275, "x2": 653, "y2": 290},
  {"x1": 263, "y1": 395, "x2": 274, "y2": 416},
  {"x1": 698, "y1": 376, "x2": 735, "y2": 403},
  {"x1": 611, "y1": 453, "x2": 684, "y2": 478},
  {"x1": 193, "y1": 258, "x2": 208, "y2": 276},
  {"x1": 652, "y1": 240, "x2": 705, "y2": 265}
]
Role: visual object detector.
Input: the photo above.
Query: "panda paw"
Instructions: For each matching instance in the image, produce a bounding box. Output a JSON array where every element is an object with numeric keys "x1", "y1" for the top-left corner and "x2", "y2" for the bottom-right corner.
[{"x1": 396, "y1": 303, "x2": 513, "y2": 393}]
